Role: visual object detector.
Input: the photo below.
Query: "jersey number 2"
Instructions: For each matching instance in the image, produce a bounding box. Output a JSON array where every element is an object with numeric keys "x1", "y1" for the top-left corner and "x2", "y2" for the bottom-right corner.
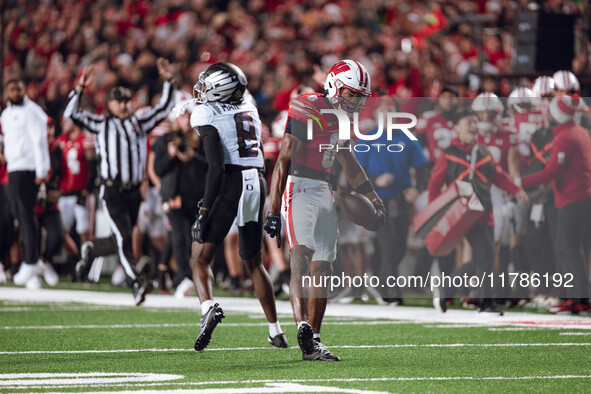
[{"x1": 234, "y1": 112, "x2": 258, "y2": 158}]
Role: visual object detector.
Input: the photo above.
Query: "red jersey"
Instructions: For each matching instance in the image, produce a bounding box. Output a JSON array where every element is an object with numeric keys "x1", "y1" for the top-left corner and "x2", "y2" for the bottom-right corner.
[
  {"x1": 511, "y1": 111, "x2": 544, "y2": 165},
  {"x1": 477, "y1": 130, "x2": 518, "y2": 172},
  {"x1": 288, "y1": 93, "x2": 345, "y2": 173},
  {"x1": 58, "y1": 132, "x2": 95, "y2": 194},
  {"x1": 522, "y1": 121, "x2": 591, "y2": 208},
  {"x1": 415, "y1": 110, "x2": 456, "y2": 162}
]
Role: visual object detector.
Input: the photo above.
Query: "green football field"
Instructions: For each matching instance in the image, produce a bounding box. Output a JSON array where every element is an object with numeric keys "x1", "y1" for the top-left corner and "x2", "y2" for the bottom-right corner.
[{"x1": 1, "y1": 288, "x2": 591, "y2": 393}]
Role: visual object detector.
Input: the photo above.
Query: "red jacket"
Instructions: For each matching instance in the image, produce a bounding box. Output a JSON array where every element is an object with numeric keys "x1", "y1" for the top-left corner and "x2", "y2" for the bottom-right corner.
[
  {"x1": 429, "y1": 139, "x2": 522, "y2": 226},
  {"x1": 522, "y1": 121, "x2": 591, "y2": 208}
]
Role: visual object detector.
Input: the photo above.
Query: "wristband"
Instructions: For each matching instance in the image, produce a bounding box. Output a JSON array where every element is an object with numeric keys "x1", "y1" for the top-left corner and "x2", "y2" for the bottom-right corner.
[{"x1": 354, "y1": 180, "x2": 374, "y2": 195}]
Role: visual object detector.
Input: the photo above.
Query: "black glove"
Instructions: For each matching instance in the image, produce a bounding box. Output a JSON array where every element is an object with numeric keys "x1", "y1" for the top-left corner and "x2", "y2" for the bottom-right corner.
[
  {"x1": 263, "y1": 212, "x2": 282, "y2": 248},
  {"x1": 365, "y1": 197, "x2": 387, "y2": 231},
  {"x1": 191, "y1": 202, "x2": 210, "y2": 243}
]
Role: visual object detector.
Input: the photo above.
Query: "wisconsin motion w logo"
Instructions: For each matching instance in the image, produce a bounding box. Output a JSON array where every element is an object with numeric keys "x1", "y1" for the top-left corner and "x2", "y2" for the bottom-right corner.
[{"x1": 305, "y1": 109, "x2": 418, "y2": 153}]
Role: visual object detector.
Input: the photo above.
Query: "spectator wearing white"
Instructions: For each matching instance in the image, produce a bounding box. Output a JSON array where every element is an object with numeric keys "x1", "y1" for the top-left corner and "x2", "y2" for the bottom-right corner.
[{"x1": 0, "y1": 78, "x2": 50, "y2": 286}]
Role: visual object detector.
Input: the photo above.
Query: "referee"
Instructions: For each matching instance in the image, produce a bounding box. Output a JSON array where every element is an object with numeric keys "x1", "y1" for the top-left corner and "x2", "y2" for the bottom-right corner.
[{"x1": 64, "y1": 58, "x2": 176, "y2": 305}]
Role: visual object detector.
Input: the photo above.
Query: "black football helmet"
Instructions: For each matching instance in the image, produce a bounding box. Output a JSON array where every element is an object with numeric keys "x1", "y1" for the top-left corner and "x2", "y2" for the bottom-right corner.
[{"x1": 193, "y1": 62, "x2": 247, "y2": 105}]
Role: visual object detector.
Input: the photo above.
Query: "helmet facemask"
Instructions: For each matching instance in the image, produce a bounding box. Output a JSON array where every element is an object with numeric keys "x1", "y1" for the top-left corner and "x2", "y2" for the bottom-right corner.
[{"x1": 193, "y1": 72, "x2": 213, "y2": 104}]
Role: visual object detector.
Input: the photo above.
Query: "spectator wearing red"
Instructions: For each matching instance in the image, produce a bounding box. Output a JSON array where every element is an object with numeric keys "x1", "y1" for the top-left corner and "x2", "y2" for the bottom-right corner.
[{"x1": 520, "y1": 96, "x2": 591, "y2": 313}]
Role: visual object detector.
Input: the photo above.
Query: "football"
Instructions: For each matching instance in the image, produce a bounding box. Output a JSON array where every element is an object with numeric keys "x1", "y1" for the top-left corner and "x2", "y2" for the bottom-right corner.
[{"x1": 339, "y1": 191, "x2": 378, "y2": 227}]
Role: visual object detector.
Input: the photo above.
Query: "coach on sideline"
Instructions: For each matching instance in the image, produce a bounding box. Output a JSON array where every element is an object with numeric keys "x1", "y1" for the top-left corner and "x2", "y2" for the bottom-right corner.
[
  {"x1": 1, "y1": 78, "x2": 50, "y2": 286},
  {"x1": 64, "y1": 58, "x2": 177, "y2": 305},
  {"x1": 518, "y1": 96, "x2": 591, "y2": 314}
]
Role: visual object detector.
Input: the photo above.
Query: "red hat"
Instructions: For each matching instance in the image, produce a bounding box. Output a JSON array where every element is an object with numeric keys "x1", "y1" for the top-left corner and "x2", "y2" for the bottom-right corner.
[{"x1": 549, "y1": 95, "x2": 580, "y2": 124}]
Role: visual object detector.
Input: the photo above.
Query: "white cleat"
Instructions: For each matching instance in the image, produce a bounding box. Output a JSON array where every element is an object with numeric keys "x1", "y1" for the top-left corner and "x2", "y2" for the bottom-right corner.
[{"x1": 13, "y1": 260, "x2": 44, "y2": 286}]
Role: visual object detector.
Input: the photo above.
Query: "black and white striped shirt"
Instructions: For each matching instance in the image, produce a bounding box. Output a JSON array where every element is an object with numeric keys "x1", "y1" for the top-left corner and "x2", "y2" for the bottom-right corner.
[{"x1": 63, "y1": 82, "x2": 175, "y2": 186}]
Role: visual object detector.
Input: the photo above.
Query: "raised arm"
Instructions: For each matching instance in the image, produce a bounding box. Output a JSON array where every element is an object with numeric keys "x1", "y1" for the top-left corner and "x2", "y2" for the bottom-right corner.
[
  {"x1": 136, "y1": 58, "x2": 176, "y2": 133},
  {"x1": 63, "y1": 66, "x2": 105, "y2": 134}
]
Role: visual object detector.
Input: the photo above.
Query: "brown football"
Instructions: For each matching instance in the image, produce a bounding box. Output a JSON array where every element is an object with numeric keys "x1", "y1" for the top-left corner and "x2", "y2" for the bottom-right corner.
[{"x1": 339, "y1": 191, "x2": 377, "y2": 227}]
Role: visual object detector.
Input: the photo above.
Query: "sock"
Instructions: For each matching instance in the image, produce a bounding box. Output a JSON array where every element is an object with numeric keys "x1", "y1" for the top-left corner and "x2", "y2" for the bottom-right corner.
[
  {"x1": 200, "y1": 299, "x2": 215, "y2": 316},
  {"x1": 268, "y1": 321, "x2": 282, "y2": 337},
  {"x1": 313, "y1": 333, "x2": 320, "y2": 341}
]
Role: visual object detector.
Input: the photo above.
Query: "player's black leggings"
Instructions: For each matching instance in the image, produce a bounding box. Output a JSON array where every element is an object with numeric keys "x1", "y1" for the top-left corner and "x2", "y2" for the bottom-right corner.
[{"x1": 167, "y1": 206, "x2": 194, "y2": 282}]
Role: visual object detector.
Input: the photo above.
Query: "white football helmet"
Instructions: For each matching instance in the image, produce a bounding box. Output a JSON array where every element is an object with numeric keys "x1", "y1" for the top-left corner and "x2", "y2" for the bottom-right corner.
[
  {"x1": 508, "y1": 87, "x2": 541, "y2": 113},
  {"x1": 552, "y1": 70, "x2": 580, "y2": 94},
  {"x1": 324, "y1": 60, "x2": 371, "y2": 113},
  {"x1": 471, "y1": 92, "x2": 503, "y2": 133},
  {"x1": 531, "y1": 76, "x2": 556, "y2": 98}
]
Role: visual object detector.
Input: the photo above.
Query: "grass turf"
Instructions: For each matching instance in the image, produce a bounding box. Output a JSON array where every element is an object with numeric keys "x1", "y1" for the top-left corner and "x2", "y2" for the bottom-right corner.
[{"x1": 1, "y1": 298, "x2": 591, "y2": 393}]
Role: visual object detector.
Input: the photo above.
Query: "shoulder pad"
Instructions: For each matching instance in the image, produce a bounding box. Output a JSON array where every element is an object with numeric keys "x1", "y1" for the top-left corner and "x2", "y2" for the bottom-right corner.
[{"x1": 190, "y1": 104, "x2": 215, "y2": 131}]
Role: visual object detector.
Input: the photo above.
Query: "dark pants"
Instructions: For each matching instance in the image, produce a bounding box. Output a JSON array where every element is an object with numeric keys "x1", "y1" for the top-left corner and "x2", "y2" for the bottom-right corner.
[
  {"x1": 0, "y1": 184, "x2": 14, "y2": 264},
  {"x1": 39, "y1": 210, "x2": 63, "y2": 262},
  {"x1": 555, "y1": 198, "x2": 591, "y2": 303},
  {"x1": 94, "y1": 185, "x2": 141, "y2": 280},
  {"x1": 7, "y1": 171, "x2": 40, "y2": 264},
  {"x1": 376, "y1": 195, "x2": 411, "y2": 299},
  {"x1": 448, "y1": 223, "x2": 495, "y2": 302},
  {"x1": 167, "y1": 206, "x2": 194, "y2": 283},
  {"x1": 524, "y1": 200, "x2": 558, "y2": 295}
]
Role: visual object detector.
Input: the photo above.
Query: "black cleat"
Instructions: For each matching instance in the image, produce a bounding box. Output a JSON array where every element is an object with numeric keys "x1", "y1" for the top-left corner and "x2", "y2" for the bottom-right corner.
[
  {"x1": 132, "y1": 276, "x2": 153, "y2": 306},
  {"x1": 268, "y1": 333, "x2": 288, "y2": 348},
  {"x1": 297, "y1": 322, "x2": 315, "y2": 357},
  {"x1": 75, "y1": 241, "x2": 94, "y2": 281},
  {"x1": 302, "y1": 339, "x2": 341, "y2": 361},
  {"x1": 194, "y1": 303, "x2": 225, "y2": 351}
]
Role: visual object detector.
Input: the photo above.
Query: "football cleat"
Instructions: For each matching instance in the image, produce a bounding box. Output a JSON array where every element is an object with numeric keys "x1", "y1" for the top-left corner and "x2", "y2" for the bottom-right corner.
[
  {"x1": 302, "y1": 339, "x2": 341, "y2": 362},
  {"x1": 194, "y1": 303, "x2": 225, "y2": 351},
  {"x1": 75, "y1": 241, "x2": 94, "y2": 281},
  {"x1": 297, "y1": 322, "x2": 315, "y2": 357},
  {"x1": 268, "y1": 333, "x2": 288, "y2": 348},
  {"x1": 132, "y1": 276, "x2": 153, "y2": 306}
]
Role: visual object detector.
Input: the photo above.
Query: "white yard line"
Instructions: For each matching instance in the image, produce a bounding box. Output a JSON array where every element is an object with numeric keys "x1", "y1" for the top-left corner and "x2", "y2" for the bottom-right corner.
[
  {"x1": 6, "y1": 375, "x2": 591, "y2": 392},
  {"x1": 1, "y1": 342, "x2": 590, "y2": 355},
  {"x1": 559, "y1": 332, "x2": 591, "y2": 336}
]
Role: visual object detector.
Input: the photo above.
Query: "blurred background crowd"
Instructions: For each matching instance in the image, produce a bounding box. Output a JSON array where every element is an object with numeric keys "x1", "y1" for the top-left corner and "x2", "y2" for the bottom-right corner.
[{"x1": 1, "y1": 0, "x2": 590, "y2": 312}]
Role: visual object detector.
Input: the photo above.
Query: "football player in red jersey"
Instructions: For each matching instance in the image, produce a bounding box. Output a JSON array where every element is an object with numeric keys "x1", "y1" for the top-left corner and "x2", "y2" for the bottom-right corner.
[
  {"x1": 415, "y1": 87, "x2": 459, "y2": 163},
  {"x1": 264, "y1": 60, "x2": 386, "y2": 361},
  {"x1": 57, "y1": 118, "x2": 97, "y2": 244},
  {"x1": 472, "y1": 93, "x2": 521, "y2": 299}
]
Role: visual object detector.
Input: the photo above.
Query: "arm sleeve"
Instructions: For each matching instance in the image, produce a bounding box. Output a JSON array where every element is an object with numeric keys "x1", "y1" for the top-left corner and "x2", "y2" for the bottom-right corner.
[
  {"x1": 492, "y1": 162, "x2": 521, "y2": 194},
  {"x1": 136, "y1": 81, "x2": 176, "y2": 133},
  {"x1": 27, "y1": 105, "x2": 50, "y2": 179},
  {"x1": 428, "y1": 154, "x2": 447, "y2": 202},
  {"x1": 199, "y1": 125, "x2": 225, "y2": 210},
  {"x1": 63, "y1": 88, "x2": 105, "y2": 134},
  {"x1": 522, "y1": 135, "x2": 568, "y2": 188},
  {"x1": 410, "y1": 140, "x2": 429, "y2": 169},
  {"x1": 284, "y1": 117, "x2": 308, "y2": 142}
]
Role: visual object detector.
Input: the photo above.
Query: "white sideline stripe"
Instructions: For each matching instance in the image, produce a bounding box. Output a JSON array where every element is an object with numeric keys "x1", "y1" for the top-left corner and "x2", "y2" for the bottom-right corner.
[
  {"x1": 1, "y1": 321, "x2": 404, "y2": 330},
  {"x1": 5, "y1": 375, "x2": 591, "y2": 391},
  {"x1": 1, "y1": 343, "x2": 590, "y2": 355},
  {"x1": 560, "y1": 332, "x2": 591, "y2": 336},
  {"x1": 3, "y1": 287, "x2": 591, "y2": 329}
]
